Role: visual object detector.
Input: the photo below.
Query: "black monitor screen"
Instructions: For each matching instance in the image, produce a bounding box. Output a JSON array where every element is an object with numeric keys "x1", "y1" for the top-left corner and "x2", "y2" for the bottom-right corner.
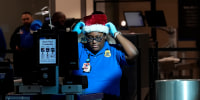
[
  {"x1": 39, "y1": 38, "x2": 56, "y2": 64},
  {"x1": 58, "y1": 31, "x2": 79, "y2": 76},
  {"x1": 124, "y1": 11, "x2": 145, "y2": 27},
  {"x1": 145, "y1": 10, "x2": 167, "y2": 27}
]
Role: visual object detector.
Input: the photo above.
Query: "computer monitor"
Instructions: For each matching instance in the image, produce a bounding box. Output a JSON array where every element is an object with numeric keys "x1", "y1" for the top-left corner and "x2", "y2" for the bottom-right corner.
[
  {"x1": 13, "y1": 29, "x2": 79, "y2": 85},
  {"x1": 145, "y1": 10, "x2": 167, "y2": 27},
  {"x1": 124, "y1": 11, "x2": 145, "y2": 27},
  {"x1": 13, "y1": 30, "x2": 59, "y2": 85},
  {"x1": 13, "y1": 30, "x2": 58, "y2": 79},
  {"x1": 34, "y1": 30, "x2": 78, "y2": 75},
  {"x1": 34, "y1": 30, "x2": 58, "y2": 67},
  {"x1": 58, "y1": 31, "x2": 79, "y2": 78}
]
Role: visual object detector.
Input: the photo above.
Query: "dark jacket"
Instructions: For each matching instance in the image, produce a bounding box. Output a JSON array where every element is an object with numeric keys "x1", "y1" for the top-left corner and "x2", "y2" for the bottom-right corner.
[
  {"x1": 0, "y1": 28, "x2": 6, "y2": 58},
  {"x1": 10, "y1": 20, "x2": 42, "y2": 50}
]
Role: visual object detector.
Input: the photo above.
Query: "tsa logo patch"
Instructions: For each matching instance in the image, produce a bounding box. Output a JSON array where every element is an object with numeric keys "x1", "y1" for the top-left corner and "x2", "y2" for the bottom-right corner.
[{"x1": 104, "y1": 50, "x2": 111, "y2": 57}]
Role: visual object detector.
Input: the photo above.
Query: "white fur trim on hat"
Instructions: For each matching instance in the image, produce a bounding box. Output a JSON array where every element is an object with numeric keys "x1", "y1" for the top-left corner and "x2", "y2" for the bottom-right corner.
[{"x1": 82, "y1": 24, "x2": 109, "y2": 34}]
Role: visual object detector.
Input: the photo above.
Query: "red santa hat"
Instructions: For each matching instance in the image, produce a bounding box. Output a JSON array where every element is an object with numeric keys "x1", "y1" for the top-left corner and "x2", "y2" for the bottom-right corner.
[{"x1": 82, "y1": 14, "x2": 109, "y2": 34}]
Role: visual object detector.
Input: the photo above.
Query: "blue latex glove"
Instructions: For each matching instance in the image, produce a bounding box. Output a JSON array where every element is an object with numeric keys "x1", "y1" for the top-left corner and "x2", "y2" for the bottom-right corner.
[
  {"x1": 72, "y1": 21, "x2": 85, "y2": 34},
  {"x1": 105, "y1": 22, "x2": 118, "y2": 37},
  {"x1": 30, "y1": 20, "x2": 42, "y2": 31}
]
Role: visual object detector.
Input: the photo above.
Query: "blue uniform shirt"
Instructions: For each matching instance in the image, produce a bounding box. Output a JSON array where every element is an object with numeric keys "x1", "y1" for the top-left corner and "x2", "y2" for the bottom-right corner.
[
  {"x1": 20, "y1": 28, "x2": 33, "y2": 48},
  {"x1": 20, "y1": 20, "x2": 42, "y2": 48},
  {"x1": 73, "y1": 41, "x2": 128, "y2": 96}
]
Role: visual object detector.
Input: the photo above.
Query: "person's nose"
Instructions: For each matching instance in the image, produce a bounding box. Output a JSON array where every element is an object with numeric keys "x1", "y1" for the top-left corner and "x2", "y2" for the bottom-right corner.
[{"x1": 92, "y1": 39, "x2": 97, "y2": 43}]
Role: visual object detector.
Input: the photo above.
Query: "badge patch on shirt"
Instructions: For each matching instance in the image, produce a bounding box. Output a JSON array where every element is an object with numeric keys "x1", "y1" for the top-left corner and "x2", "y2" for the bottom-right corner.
[
  {"x1": 104, "y1": 50, "x2": 111, "y2": 57},
  {"x1": 82, "y1": 63, "x2": 91, "y2": 72},
  {"x1": 18, "y1": 29, "x2": 23, "y2": 34}
]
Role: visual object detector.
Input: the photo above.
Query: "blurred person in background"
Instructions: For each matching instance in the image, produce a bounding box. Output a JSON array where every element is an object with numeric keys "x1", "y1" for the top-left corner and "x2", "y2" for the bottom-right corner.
[
  {"x1": 0, "y1": 27, "x2": 6, "y2": 61},
  {"x1": 10, "y1": 11, "x2": 42, "y2": 50},
  {"x1": 9, "y1": 11, "x2": 42, "y2": 78},
  {"x1": 42, "y1": 11, "x2": 78, "y2": 32}
]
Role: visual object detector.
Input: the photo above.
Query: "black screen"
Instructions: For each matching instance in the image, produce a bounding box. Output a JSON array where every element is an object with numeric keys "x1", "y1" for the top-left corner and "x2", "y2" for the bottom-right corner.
[
  {"x1": 145, "y1": 10, "x2": 167, "y2": 27},
  {"x1": 58, "y1": 31, "x2": 79, "y2": 77}
]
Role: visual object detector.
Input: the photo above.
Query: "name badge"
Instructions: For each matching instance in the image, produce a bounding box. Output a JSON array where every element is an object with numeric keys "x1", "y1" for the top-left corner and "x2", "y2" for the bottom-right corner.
[{"x1": 82, "y1": 63, "x2": 91, "y2": 72}]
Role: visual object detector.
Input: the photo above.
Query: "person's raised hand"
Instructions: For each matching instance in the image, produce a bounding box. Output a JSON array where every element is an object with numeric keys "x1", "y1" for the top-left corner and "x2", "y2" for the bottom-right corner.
[
  {"x1": 72, "y1": 21, "x2": 85, "y2": 34},
  {"x1": 105, "y1": 22, "x2": 118, "y2": 37}
]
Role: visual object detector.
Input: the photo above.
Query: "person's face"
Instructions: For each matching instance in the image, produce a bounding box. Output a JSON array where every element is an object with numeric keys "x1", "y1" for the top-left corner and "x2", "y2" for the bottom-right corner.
[
  {"x1": 58, "y1": 14, "x2": 66, "y2": 26},
  {"x1": 21, "y1": 14, "x2": 33, "y2": 26},
  {"x1": 52, "y1": 13, "x2": 66, "y2": 26},
  {"x1": 86, "y1": 32, "x2": 106, "y2": 53}
]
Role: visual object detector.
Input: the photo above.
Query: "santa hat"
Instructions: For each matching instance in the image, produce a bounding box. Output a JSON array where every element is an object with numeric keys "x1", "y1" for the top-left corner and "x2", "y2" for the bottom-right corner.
[{"x1": 82, "y1": 14, "x2": 109, "y2": 34}]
